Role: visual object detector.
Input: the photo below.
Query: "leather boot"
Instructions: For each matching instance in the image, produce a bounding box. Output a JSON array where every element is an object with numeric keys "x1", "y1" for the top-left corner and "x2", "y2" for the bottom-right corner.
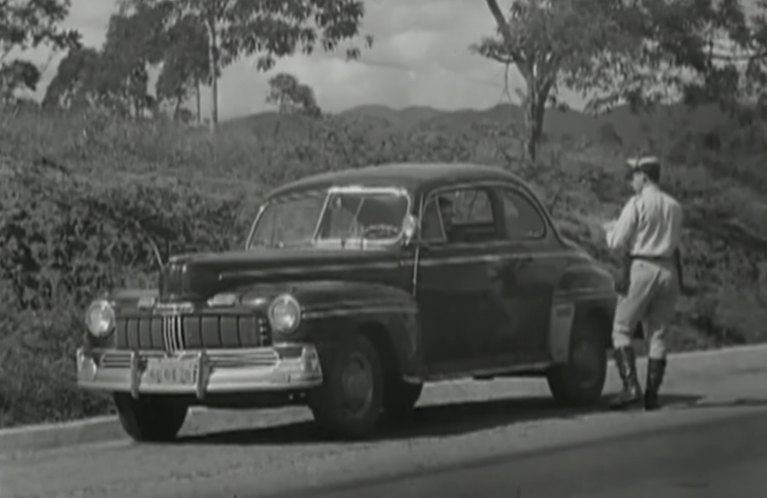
[
  {"x1": 644, "y1": 358, "x2": 667, "y2": 411},
  {"x1": 609, "y1": 346, "x2": 644, "y2": 410}
]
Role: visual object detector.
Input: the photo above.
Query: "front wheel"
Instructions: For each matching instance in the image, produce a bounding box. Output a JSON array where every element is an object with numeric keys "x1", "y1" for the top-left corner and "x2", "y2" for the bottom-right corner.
[
  {"x1": 308, "y1": 335, "x2": 384, "y2": 439},
  {"x1": 113, "y1": 393, "x2": 189, "y2": 442},
  {"x1": 546, "y1": 315, "x2": 608, "y2": 407}
]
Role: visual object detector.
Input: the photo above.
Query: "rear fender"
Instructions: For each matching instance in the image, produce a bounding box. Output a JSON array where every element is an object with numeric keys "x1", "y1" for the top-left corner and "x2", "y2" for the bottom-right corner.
[{"x1": 548, "y1": 260, "x2": 617, "y2": 364}]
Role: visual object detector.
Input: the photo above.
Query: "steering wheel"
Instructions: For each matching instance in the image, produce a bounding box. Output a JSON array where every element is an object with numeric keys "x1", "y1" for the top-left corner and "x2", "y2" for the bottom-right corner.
[{"x1": 362, "y1": 224, "x2": 399, "y2": 239}]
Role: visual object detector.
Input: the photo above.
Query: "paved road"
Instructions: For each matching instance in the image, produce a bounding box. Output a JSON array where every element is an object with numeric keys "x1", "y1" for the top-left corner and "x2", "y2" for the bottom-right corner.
[
  {"x1": 2, "y1": 346, "x2": 767, "y2": 498},
  {"x1": 271, "y1": 404, "x2": 767, "y2": 498}
]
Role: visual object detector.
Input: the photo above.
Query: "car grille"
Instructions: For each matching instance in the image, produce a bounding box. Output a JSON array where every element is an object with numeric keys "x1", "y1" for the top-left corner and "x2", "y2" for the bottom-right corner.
[{"x1": 115, "y1": 313, "x2": 272, "y2": 352}]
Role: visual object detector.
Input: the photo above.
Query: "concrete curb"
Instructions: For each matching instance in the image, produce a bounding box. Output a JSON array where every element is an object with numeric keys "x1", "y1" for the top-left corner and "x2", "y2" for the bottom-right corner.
[
  {"x1": 0, "y1": 415, "x2": 123, "y2": 454},
  {"x1": 2, "y1": 343, "x2": 767, "y2": 454}
]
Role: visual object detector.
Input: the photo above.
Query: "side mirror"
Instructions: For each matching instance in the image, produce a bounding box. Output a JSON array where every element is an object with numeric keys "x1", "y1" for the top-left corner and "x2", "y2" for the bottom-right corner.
[{"x1": 402, "y1": 214, "x2": 418, "y2": 247}]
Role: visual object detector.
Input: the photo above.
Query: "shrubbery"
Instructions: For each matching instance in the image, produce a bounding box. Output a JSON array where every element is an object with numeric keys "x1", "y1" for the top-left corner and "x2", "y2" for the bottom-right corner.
[{"x1": 1, "y1": 107, "x2": 765, "y2": 428}]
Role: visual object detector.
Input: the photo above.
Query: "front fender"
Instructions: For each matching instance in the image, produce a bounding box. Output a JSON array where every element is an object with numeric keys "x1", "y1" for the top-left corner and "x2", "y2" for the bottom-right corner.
[{"x1": 277, "y1": 280, "x2": 422, "y2": 382}]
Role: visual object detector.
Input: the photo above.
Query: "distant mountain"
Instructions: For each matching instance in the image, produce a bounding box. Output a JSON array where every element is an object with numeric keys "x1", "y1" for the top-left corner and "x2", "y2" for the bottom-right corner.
[
  {"x1": 222, "y1": 101, "x2": 736, "y2": 151},
  {"x1": 337, "y1": 104, "x2": 444, "y2": 131}
]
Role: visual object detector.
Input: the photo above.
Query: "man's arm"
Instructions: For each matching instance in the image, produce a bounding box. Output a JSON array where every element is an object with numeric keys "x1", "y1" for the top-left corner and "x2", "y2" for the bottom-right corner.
[{"x1": 605, "y1": 197, "x2": 638, "y2": 252}]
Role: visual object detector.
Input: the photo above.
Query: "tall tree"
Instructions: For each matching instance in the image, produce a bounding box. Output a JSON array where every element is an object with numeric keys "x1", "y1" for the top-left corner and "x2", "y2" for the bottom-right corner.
[
  {"x1": 43, "y1": 3, "x2": 173, "y2": 117},
  {"x1": 43, "y1": 47, "x2": 132, "y2": 114},
  {"x1": 0, "y1": 0, "x2": 80, "y2": 101},
  {"x1": 121, "y1": 0, "x2": 372, "y2": 129},
  {"x1": 476, "y1": 0, "x2": 649, "y2": 161},
  {"x1": 477, "y1": 0, "x2": 764, "y2": 162},
  {"x1": 102, "y1": 1, "x2": 174, "y2": 117},
  {"x1": 155, "y1": 14, "x2": 210, "y2": 122},
  {"x1": 266, "y1": 72, "x2": 321, "y2": 117}
]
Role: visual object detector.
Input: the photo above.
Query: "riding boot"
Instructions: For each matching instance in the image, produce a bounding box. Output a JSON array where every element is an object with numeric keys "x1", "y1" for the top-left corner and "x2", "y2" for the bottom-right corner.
[
  {"x1": 644, "y1": 357, "x2": 667, "y2": 411},
  {"x1": 609, "y1": 346, "x2": 644, "y2": 410}
]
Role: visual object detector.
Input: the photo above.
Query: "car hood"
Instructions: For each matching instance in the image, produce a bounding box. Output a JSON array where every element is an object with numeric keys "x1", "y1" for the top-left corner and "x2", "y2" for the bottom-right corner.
[{"x1": 159, "y1": 246, "x2": 403, "y2": 301}]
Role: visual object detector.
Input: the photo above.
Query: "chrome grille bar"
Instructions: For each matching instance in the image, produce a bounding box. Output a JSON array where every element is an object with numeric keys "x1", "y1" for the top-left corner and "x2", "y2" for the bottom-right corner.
[{"x1": 162, "y1": 314, "x2": 185, "y2": 353}]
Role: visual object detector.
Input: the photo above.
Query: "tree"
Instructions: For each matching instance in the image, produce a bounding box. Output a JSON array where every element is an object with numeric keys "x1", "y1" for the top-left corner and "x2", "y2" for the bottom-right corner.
[
  {"x1": 476, "y1": 0, "x2": 766, "y2": 162},
  {"x1": 155, "y1": 14, "x2": 210, "y2": 122},
  {"x1": 266, "y1": 72, "x2": 321, "y2": 117},
  {"x1": 121, "y1": 0, "x2": 372, "y2": 129},
  {"x1": 0, "y1": 0, "x2": 80, "y2": 101},
  {"x1": 0, "y1": 60, "x2": 39, "y2": 103},
  {"x1": 101, "y1": 1, "x2": 175, "y2": 117},
  {"x1": 42, "y1": 3, "x2": 170, "y2": 117},
  {"x1": 475, "y1": 0, "x2": 641, "y2": 161}
]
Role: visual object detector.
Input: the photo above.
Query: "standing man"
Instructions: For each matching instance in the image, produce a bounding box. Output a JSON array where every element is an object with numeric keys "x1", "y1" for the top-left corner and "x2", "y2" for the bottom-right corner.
[{"x1": 603, "y1": 156, "x2": 684, "y2": 411}]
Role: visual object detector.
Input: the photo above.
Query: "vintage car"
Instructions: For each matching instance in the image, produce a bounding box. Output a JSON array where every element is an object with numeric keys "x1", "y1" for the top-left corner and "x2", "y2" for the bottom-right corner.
[{"x1": 76, "y1": 162, "x2": 618, "y2": 441}]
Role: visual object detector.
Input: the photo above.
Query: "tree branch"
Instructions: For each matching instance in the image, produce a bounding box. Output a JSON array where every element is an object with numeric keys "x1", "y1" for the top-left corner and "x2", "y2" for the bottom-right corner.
[{"x1": 485, "y1": 0, "x2": 512, "y2": 44}]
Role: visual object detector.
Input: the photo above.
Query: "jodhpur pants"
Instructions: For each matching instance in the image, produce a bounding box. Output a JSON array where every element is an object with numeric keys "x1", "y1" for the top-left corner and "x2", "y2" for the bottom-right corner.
[{"x1": 612, "y1": 258, "x2": 680, "y2": 359}]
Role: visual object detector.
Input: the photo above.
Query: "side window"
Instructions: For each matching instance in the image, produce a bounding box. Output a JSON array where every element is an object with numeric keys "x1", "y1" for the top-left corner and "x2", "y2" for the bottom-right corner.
[
  {"x1": 421, "y1": 187, "x2": 501, "y2": 244},
  {"x1": 420, "y1": 197, "x2": 446, "y2": 242},
  {"x1": 501, "y1": 188, "x2": 546, "y2": 241},
  {"x1": 450, "y1": 189, "x2": 493, "y2": 224}
]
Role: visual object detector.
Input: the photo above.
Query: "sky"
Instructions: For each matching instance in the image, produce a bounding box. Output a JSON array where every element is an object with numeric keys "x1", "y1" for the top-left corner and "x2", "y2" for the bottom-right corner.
[
  {"x1": 20, "y1": 0, "x2": 761, "y2": 121},
  {"x1": 20, "y1": 0, "x2": 587, "y2": 121}
]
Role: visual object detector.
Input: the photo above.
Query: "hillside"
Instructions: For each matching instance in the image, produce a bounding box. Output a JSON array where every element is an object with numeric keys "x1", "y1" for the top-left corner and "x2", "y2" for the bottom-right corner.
[{"x1": 223, "y1": 102, "x2": 737, "y2": 153}]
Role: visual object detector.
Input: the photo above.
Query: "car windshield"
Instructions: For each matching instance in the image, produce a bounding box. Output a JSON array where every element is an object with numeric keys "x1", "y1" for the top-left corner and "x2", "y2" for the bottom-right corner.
[{"x1": 248, "y1": 188, "x2": 410, "y2": 249}]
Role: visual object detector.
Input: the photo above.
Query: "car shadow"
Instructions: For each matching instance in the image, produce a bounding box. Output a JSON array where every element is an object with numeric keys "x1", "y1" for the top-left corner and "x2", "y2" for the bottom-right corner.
[{"x1": 173, "y1": 393, "x2": 703, "y2": 447}]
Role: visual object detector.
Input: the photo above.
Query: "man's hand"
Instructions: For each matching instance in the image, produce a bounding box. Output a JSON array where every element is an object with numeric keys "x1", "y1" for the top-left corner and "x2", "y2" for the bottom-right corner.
[{"x1": 602, "y1": 220, "x2": 617, "y2": 233}]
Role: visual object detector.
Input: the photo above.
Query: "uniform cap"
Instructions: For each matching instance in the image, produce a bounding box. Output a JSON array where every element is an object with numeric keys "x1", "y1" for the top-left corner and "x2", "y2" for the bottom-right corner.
[{"x1": 625, "y1": 155, "x2": 661, "y2": 181}]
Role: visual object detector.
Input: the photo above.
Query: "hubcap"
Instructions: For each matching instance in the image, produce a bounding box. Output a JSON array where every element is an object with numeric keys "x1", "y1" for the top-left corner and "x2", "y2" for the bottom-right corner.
[{"x1": 340, "y1": 352, "x2": 374, "y2": 415}]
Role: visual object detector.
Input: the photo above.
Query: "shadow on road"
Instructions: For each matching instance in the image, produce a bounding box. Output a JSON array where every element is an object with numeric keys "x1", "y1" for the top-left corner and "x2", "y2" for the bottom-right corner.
[
  {"x1": 668, "y1": 396, "x2": 767, "y2": 410},
  {"x1": 174, "y1": 393, "x2": 718, "y2": 447}
]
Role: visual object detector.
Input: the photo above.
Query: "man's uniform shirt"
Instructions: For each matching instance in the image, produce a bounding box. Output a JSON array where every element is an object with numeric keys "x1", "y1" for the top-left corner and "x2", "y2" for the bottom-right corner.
[{"x1": 605, "y1": 184, "x2": 683, "y2": 258}]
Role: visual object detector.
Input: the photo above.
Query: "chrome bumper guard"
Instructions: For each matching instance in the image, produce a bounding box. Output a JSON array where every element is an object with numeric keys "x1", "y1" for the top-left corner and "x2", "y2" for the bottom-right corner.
[{"x1": 76, "y1": 344, "x2": 323, "y2": 400}]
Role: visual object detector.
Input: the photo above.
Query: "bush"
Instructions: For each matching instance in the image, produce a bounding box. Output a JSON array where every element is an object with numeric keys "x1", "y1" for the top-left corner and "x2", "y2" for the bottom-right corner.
[{"x1": 0, "y1": 107, "x2": 765, "y2": 428}]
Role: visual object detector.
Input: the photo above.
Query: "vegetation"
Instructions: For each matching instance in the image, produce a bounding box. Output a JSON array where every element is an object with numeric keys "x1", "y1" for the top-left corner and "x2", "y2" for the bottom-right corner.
[
  {"x1": 0, "y1": 0, "x2": 766, "y2": 429},
  {"x1": 477, "y1": 0, "x2": 767, "y2": 160}
]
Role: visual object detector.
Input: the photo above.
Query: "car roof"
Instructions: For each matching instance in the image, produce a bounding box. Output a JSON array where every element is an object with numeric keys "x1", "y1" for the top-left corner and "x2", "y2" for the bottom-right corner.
[{"x1": 266, "y1": 162, "x2": 528, "y2": 199}]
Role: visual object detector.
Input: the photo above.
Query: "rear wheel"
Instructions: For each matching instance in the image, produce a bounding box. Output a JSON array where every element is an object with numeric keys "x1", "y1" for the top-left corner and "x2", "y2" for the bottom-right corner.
[
  {"x1": 383, "y1": 379, "x2": 423, "y2": 419},
  {"x1": 308, "y1": 335, "x2": 383, "y2": 439},
  {"x1": 546, "y1": 315, "x2": 608, "y2": 407},
  {"x1": 113, "y1": 393, "x2": 188, "y2": 442}
]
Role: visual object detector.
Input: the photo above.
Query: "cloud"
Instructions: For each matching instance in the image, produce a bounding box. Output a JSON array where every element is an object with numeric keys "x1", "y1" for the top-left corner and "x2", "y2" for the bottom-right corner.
[{"x1": 21, "y1": 0, "x2": 532, "y2": 118}]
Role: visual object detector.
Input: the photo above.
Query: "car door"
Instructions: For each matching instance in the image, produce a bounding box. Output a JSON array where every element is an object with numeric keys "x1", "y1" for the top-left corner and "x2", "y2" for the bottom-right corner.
[
  {"x1": 414, "y1": 185, "x2": 509, "y2": 375},
  {"x1": 482, "y1": 184, "x2": 561, "y2": 364}
]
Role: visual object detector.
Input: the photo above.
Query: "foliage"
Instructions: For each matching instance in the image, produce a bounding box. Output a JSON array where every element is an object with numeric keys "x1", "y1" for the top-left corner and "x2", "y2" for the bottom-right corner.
[
  {"x1": 0, "y1": 0, "x2": 80, "y2": 100},
  {"x1": 476, "y1": 0, "x2": 767, "y2": 161},
  {"x1": 266, "y1": 72, "x2": 322, "y2": 117},
  {"x1": 43, "y1": 2, "x2": 176, "y2": 116},
  {"x1": 120, "y1": 0, "x2": 373, "y2": 126},
  {"x1": 476, "y1": 0, "x2": 638, "y2": 160},
  {"x1": 155, "y1": 13, "x2": 209, "y2": 121}
]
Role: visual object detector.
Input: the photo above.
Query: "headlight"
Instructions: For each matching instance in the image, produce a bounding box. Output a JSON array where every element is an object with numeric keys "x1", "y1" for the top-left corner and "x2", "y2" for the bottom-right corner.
[
  {"x1": 85, "y1": 299, "x2": 116, "y2": 338},
  {"x1": 267, "y1": 294, "x2": 301, "y2": 334}
]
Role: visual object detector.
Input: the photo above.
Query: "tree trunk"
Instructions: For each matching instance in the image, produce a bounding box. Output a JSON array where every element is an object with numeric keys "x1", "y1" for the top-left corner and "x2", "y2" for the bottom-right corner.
[
  {"x1": 206, "y1": 14, "x2": 219, "y2": 130},
  {"x1": 173, "y1": 94, "x2": 182, "y2": 121},
  {"x1": 195, "y1": 77, "x2": 201, "y2": 124},
  {"x1": 524, "y1": 75, "x2": 551, "y2": 163}
]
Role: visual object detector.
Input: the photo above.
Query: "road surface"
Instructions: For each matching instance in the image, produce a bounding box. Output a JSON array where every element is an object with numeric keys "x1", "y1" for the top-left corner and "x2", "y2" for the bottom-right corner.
[{"x1": 2, "y1": 346, "x2": 767, "y2": 498}]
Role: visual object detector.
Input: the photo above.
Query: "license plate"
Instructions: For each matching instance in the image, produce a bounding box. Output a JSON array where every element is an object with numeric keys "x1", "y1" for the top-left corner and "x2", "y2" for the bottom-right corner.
[{"x1": 144, "y1": 357, "x2": 199, "y2": 387}]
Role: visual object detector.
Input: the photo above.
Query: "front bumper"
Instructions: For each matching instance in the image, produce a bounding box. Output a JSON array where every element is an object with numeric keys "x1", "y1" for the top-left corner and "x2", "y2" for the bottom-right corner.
[{"x1": 76, "y1": 344, "x2": 323, "y2": 399}]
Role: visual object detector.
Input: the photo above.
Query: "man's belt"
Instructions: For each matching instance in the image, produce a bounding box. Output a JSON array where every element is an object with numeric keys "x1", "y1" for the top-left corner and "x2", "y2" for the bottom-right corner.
[{"x1": 614, "y1": 249, "x2": 685, "y2": 296}]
